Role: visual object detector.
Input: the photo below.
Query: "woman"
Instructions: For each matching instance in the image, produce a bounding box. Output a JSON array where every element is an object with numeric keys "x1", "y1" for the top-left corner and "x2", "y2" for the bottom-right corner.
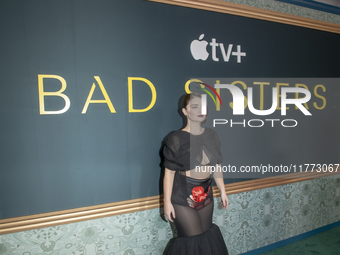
[{"x1": 163, "y1": 93, "x2": 229, "y2": 254}]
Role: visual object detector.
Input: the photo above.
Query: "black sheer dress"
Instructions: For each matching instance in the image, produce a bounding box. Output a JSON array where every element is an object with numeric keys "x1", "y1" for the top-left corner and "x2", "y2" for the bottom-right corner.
[{"x1": 163, "y1": 128, "x2": 229, "y2": 255}]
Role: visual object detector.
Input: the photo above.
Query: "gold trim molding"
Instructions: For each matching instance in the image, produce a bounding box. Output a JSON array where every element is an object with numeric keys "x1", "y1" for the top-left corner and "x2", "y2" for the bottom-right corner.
[
  {"x1": 147, "y1": 0, "x2": 340, "y2": 34},
  {"x1": 0, "y1": 171, "x2": 338, "y2": 235}
]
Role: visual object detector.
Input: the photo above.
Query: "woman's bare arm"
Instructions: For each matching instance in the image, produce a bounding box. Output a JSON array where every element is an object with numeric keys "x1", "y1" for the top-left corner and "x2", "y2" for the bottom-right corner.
[
  {"x1": 163, "y1": 168, "x2": 176, "y2": 221},
  {"x1": 213, "y1": 164, "x2": 229, "y2": 209}
]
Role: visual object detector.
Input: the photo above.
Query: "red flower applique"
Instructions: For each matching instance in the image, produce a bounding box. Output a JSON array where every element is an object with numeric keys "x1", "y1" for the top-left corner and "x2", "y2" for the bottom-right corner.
[{"x1": 190, "y1": 186, "x2": 210, "y2": 202}]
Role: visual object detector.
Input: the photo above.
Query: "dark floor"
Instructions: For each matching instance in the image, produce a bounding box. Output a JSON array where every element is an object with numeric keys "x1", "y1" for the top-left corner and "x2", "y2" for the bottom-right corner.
[{"x1": 261, "y1": 226, "x2": 340, "y2": 255}]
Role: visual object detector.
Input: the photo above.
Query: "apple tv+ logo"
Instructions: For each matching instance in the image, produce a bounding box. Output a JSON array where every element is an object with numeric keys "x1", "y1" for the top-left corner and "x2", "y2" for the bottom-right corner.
[{"x1": 190, "y1": 34, "x2": 246, "y2": 63}]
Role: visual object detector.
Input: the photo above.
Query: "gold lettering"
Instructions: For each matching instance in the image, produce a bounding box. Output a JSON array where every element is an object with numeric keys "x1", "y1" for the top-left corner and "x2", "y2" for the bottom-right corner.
[
  {"x1": 295, "y1": 84, "x2": 309, "y2": 110},
  {"x1": 82, "y1": 76, "x2": 115, "y2": 114},
  {"x1": 184, "y1": 79, "x2": 204, "y2": 94},
  {"x1": 313, "y1": 85, "x2": 326, "y2": 110},
  {"x1": 128, "y1": 77, "x2": 156, "y2": 112},
  {"x1": 253, "y1": 82, "x2": 270, "y2": 110},
  {"x1": 230, "y1": 80, "x2": 248, "y2": 109},
  {"x1": 276, "y1": 83, "x2": 289, "y2": 110},
  {"x1": 38, "y1": 74, "x2": 70, "y2": 115},
  {"x1": 215, "y1": 80, "x2": 220, "y2": 111}
]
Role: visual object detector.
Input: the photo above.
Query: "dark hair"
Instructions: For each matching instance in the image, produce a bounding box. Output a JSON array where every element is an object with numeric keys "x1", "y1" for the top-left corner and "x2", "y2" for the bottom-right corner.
[
  {"x1": 182, "y1": 93, "x2": 208, "y2": 124},
  {"x1": 182, "y1": 92, "x2": 202, "y2": 109}
]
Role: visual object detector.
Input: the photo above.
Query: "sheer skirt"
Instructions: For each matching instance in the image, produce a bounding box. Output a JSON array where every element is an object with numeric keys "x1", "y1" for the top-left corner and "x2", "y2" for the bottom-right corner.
[
  {"x1": 167, "y1": 173, "x2": 229, "y2": 254},
  {"x1": 172, "y1": 198, "x2": 213, "y2": 237}
]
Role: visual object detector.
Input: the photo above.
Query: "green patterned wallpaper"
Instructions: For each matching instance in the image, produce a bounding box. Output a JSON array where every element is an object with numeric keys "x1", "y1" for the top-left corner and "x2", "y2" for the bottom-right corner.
[
  {"x1": 1, "y1": 174, "x2": 339, "y2": 255},
  {"x1": 222, "y1": 0, "x2": 340, "y2": 24}
]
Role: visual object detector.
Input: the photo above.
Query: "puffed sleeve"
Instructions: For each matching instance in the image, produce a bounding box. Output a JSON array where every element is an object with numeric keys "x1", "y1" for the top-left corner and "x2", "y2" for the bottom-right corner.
[
  {"x1": 214, "y1": 131, "x2": 223, "y2": 164},
  {"x1": 163, "y1": 133, "x2": 180, "y2": 171}
]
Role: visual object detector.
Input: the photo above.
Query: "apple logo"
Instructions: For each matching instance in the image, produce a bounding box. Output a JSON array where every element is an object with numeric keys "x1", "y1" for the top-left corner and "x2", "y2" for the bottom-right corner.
[{"x1": 190, "y1": 34, "x2": 209, "y2": 61}]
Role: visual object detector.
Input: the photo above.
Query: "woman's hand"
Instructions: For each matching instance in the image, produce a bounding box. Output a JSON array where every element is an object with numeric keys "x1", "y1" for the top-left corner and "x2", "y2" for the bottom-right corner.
[
  {"x1": 220, "y1": 193, "x2": 229, "y2": 210},
  {"x1": 164, "y1": 201, "x2": 176, "y2": 222},
  {"x1": 213, "y1": 166, "x2": 229, "y2": 210},
  {"x1": 163, "y1": 169, "x2": 176, "y2": 222}
]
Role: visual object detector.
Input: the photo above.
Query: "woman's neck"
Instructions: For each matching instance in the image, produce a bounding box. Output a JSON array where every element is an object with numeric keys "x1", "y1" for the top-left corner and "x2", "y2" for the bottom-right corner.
[{"x1": 182, "y1": 122, "x2": 204, "y2": 135}]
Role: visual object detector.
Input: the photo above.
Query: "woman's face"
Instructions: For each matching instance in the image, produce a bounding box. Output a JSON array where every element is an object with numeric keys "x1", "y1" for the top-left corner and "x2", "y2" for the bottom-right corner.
[{"x1": 182, "y1": 96, "x2": 206, "y2": 123}]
